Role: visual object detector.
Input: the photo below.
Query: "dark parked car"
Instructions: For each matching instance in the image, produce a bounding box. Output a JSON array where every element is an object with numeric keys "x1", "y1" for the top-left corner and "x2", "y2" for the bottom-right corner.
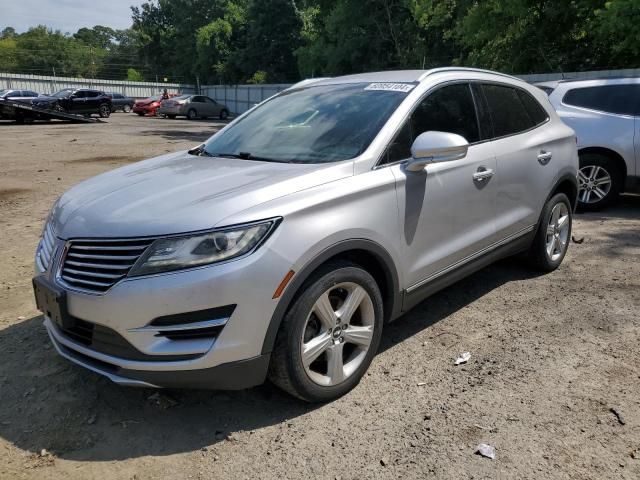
[
  {"x1": 32, "y1": 88, "x2": 112, "y2": 118},
  {"x1": 0, "y1": 89, "x2": 40, "y2": 103},
  {"x1": 106, "y1": 92, "x2": 134, "y2": 113}
]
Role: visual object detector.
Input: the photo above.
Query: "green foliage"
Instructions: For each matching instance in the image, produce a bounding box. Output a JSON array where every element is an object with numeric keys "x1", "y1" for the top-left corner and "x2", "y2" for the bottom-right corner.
[
  {"x1": 127, "y1": 67, "x2": 144, "y2": 81},
  {"x1": 246, "y1": 70, "x2": 267, "y2": 84},
  {"x1": 1, "y1": 0, "x2": 639, "y2": 84}
]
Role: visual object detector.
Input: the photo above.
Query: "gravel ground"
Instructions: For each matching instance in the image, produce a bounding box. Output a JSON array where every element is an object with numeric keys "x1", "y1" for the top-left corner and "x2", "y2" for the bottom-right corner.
[{"x1": 0, "y1": 114, "x2": 638, "y2": 480}]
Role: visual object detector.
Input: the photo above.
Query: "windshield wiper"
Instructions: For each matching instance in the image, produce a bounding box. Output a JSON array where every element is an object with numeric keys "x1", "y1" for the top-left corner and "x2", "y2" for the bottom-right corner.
[
  {"x1": 210, "y1": 152, "x2": 289, "y2": 163},
  {"x1": 187, "y1": 144, "x2": 213, "y2": 157}
]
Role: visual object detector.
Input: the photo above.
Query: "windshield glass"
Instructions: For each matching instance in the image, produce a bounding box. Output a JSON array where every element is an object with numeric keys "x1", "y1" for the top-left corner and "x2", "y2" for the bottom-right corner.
[
  {"x1": 203, "y1": 82, "x2": 411, "y2": 163},
  {"x1": 0, "y1": 89, "x2": 9, "y2": 97},
  {"x1": 172, "y1": 94, "x2": 191, "y2": 100},
  {"x1": 148, "y1": 95, "x2": 161, "y2": 101},
  {"x1": 52, "y1": 89, "x2": 73, "y2": 98}
]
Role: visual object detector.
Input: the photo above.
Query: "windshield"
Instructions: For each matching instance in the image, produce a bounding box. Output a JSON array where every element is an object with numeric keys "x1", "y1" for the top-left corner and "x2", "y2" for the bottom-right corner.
[
  {"x1": 172, "y1": 94, "x2": 190, "y2": 101},
  {"x1": 147, "y1": 95, "x2": 161, "y2": 101},
  {"x1": 0, "y1": 89, "x2": 9, "y2": 97},
  {"x1": 52, "y1": 89, "x2": 74, "y2": 98},
  {"x1": 203, "y1": 82, "x2": 411, "y2": 163}
]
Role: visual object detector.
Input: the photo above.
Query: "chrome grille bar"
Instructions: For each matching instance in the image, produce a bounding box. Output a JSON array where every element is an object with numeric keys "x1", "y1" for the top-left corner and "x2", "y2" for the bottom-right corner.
[{"x1": 60, "y1": 238, "x2": 154, "y2": 293}]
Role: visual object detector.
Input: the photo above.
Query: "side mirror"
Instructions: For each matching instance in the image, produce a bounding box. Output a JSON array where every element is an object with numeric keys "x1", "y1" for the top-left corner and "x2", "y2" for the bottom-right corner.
[{"x1": 406, "y1": 131, "x2": 469, "y2": 172}]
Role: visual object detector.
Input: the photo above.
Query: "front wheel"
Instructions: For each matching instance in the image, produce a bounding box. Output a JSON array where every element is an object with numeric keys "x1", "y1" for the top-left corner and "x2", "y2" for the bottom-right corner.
[
  {"x1": 269, "y1": 261, "x2": 383, "y2": 402},
  {"x1": 528, "y1": 193, "x2": 572, "y2": 272},
  {"x1": 219, "y1": 109, "x2": 229, "y2": 120},
  {"x1": 187, "y1": 108, "x2": 198, "y2": 120},
  {"x1": 98, "y1": 103, "x2": 111, "y2": 118}
]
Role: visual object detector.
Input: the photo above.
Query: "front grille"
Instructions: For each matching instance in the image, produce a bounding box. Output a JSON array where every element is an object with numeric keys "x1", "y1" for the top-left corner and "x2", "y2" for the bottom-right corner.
[
  {"x1": 60, "y1": 238, "x2": 154, "y2": 293},
  {"x1": 36, "y1": 222, "x2": 56, "y2": 271}
]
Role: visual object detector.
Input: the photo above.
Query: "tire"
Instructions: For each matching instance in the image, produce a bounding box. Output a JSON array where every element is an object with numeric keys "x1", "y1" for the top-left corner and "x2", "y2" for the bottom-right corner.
[
  {"x1": 136, "y1": 112, "x2": 145, "y2": 116},
  {"x1": 187, "y1": 108, "x2": 198, "y2": 120},
  {"x1": 527, "y1": 193, "x2": 572, "y2": 272},
  {"x1": 577, "y1": 153, "x2": 622, "y2": 211},
  {"x1": 123, "y1": 104, "x2": 132, "y2": 113},
  {"x1": 98, "y1": 103, "x2": 111, "y2": 118},
  {"x1": 167, "y1": 114, "x2": 176, "y2": 119},
  {"x1": 220, "y1": 109, "x2": 229, "y2": 120},
  {"x1": 268, "y1": 261, "x2": 383, "y2": 402}
]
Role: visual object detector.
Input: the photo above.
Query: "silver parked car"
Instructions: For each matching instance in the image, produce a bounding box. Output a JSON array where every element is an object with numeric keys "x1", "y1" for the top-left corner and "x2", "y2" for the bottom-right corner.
[
  {"x1": 158, "y1": 94, "x2": 230, "y2": 120},
  {"x1": 536, "y1": 77, "x2": 640, "y2": 210},
  {"x1": 33, "y1": 68, "x2": 577, "y2": 402}
]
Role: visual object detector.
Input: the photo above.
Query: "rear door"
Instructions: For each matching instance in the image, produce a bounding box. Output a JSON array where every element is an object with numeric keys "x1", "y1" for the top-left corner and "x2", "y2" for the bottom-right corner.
[
  {"x1": 204, "y1": 97, "x2": 220, "y2": 116},
  {"x1": 382, "y1": 82, "x2": 498, "y2": 290},
  {"x1": 478, "y1": 83, "x2": 558, "y2": 239}
]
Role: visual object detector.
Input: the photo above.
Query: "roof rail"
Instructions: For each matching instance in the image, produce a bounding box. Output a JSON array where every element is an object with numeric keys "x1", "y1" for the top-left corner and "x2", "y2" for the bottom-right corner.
[
  {"x1": 419, "y1": 67, "x2": 522, "y2": 82},
  {"x1": 286, "y1": 78, "x2": 332, "y2": 90}
]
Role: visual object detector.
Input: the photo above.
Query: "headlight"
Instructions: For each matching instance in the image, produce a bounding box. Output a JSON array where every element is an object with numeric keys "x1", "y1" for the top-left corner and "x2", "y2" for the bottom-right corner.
[{"x1": 128, "y1": 219, "x2": 279, "y2": 276}]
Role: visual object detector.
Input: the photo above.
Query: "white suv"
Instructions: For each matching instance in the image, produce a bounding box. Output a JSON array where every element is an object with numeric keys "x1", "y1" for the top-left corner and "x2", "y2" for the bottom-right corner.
[{"x1": 537, "y1": 78, "x2": 640, "y2": 210}]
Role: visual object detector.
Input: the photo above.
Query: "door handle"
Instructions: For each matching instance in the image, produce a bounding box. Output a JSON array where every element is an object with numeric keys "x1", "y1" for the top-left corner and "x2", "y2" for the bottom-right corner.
[
  {"x1": 537, "y1": 151, "x2": 552, "y2": 165},
  {"x1": 473, "y1": 168, "x2": 495, "y2": 182}
]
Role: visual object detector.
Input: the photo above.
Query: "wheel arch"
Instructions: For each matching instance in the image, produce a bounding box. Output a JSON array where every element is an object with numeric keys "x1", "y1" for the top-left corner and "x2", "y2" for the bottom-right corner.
[
  {"x1": 549, "y1": 173, "x2": 579, "y2": 211},
  {"x1": 578, "y1": 146, "x2": 628, "y2": 182},
  {"x1": 261, "y1": 239, "x2": 401, "y2": 355}
]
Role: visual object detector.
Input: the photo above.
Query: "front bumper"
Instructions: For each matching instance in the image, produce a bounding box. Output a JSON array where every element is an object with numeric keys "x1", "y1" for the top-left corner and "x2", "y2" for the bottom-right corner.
[
  {"x1": 45, "y1": 317, "x2": 270, "y2": 389},
  {"x1": 133, "y1": 105, "x2": 157, "y2": 114},
  {"x1": 37, "y1": 232, "x2": 291, "y2": 389}
]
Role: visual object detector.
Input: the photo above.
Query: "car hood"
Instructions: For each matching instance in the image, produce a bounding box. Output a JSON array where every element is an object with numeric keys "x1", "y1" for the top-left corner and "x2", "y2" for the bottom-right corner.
[
  {"x1": 51, "y1": 150, "x2": 353, "y2": 239},
  {"x1": 135, "y1": 99, "x2": 157, "y2": 106}
]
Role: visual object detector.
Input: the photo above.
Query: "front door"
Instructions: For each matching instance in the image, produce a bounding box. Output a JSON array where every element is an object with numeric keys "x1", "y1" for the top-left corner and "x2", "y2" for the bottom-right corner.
[{"x1": 382, "y1": 83, "x2": 498, "y2": 291}]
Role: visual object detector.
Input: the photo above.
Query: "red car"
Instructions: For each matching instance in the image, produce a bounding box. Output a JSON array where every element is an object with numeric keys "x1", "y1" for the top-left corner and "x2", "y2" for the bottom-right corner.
[{"x1": 132, "y1": 94, "x2": 177, "y2": 116}]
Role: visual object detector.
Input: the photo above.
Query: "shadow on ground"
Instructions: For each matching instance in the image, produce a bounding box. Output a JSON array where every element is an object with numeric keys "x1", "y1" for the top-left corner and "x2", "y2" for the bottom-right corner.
[{"x1": 0, "y1": 258, "x2": 539, "y2": 462}]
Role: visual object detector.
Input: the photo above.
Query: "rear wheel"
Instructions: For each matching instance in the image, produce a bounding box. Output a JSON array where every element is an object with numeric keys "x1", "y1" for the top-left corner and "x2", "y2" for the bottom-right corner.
[
  {"x1": 220, "y1": 109, "x2": 229, "y2": 120},
  {"x1": 98, "y1": 103, "x2": 111, "y2": 118},
  {"x1": 577, "y1": 153, "x2": 622, "y2": 211},
  {"x1": 167, "y1": 114, "x2": 177, "y2": 119},
  {"x1": 136, "y1": 112, "x2": 145, "y2": 116},
  {"x1": 187, "y1": 108, "x2": 198, "y2": 120},
  {"x1": 123, "y1": 104, "x2": 132, "y2": 113},
  {"x1": 528, "y1": 193, "x2": 572, "y2": 272},
  {"x1": 269, "y1": 261, "x2": 383, "y2": 402}
]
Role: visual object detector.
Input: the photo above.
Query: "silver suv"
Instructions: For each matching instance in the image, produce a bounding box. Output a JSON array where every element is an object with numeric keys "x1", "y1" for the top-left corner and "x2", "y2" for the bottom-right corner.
[
  {"x1": 33, "y1": 68, "x2": 578, "y2": 402},
  {"x1": 536, "y1": 77, "x2": 640, "y2": 210}
]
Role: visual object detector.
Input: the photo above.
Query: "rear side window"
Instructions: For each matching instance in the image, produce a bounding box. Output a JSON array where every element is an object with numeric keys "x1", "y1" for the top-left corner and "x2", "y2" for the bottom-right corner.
[
  {"x1": 482, "y1": 84, "x2": 545, "y2": 137},
  {"x1": 562, "y1": 85, "x2": 640, "y2": 116}
]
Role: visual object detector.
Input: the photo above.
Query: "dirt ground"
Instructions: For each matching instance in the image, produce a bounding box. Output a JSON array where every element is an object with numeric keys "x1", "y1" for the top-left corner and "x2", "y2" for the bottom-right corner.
[{"x1": 0, "y1": 114, "x2": 638, "y2": 480}]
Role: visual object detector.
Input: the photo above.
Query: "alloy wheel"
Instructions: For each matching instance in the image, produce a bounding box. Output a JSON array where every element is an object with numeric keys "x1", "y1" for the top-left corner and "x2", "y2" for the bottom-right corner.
[
  {"x1": 301, "y1": 282, "x2": 375, "y2": 386},
  {"x1": 578, "y1": 165, "x2": 611, "y2": 204},
  {"x1": 545, "y1": 202, "x2": 570, "y2": 262}
]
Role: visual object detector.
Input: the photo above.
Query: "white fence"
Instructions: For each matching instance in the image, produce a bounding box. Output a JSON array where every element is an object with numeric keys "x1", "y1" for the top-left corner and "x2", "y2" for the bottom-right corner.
[
  {"x1": 0, "y1": 73, "x2": 195, "y2": 98},
  {"x1": 201, "y1": 84, "x2": 291, "y2": 114},
  {"x1": 3, "y1": 68, "x2": 640, "y2": 112}
]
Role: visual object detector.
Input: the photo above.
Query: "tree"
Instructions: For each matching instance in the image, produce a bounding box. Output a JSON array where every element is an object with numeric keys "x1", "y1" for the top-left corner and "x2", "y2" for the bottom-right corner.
[{"x1": 127, "y1": 67, "x2": 144, "y2": 81}]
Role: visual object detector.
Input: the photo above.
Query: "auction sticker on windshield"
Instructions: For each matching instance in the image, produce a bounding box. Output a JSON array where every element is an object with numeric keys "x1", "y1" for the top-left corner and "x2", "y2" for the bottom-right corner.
[{"x1": 364, "y1": 83, "x2": 415, "y2": 93}]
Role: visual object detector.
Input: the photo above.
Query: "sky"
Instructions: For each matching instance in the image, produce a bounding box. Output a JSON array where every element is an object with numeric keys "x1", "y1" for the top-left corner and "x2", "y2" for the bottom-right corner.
[{"x1": 2, "y1": 0, "x2": 147, "y2": 34}]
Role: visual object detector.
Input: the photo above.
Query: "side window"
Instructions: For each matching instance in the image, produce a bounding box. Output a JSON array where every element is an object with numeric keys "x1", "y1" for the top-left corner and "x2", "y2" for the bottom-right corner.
[
  {"x1": 205, "y1": 97, "x2": 217, "y2": 104},
  {"x1": 411, "y1": 83, "x2": 480, "y2": 143},
  {"x1": 25, "y1": 91, "x2": 39, "y2": 97},
  {"x1": 562, "y1": 85, "x2": 639, "y2": 116},
  {"x1": 192, "y1": 96, "x2": 205, "y2": 103},
  {"x1": 385, "y1": 122, "x2": 412, "y2": 164},
  {"x1": 382, "y1": 83, "x2": 480, "y2": 165},
  {"x1": 86, "y1": 91, "x2": 100, "y2": 98},
  {"x1": 482, "y1": 84, "x2": 537, "y2": 137},
  {"x1": 73, "y1": 91, "x2": 87, "y2": 98}
]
